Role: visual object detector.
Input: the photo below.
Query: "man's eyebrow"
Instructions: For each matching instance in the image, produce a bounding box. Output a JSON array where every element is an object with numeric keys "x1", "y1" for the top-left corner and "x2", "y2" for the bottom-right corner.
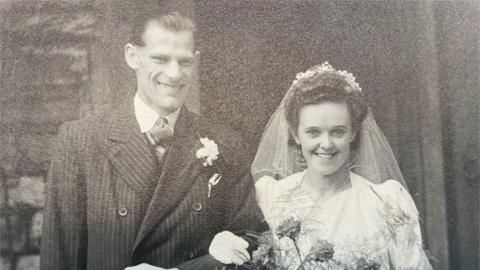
[
  {"x1": 150, "y1": 55, "x2": 170, "y2": 59},
  {"x1": 149, "y1": 55, "x2": 195, "y2": 60}
]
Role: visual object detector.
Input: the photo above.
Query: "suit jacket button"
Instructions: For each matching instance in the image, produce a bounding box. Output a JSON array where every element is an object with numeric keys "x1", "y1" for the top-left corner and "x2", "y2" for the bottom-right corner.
[
  {"x1": 192, "y1": 202, "x2": 202, "y2": 212},
  {"x1": 118, "y1": 207, "x2": 128, "y2": 216}
]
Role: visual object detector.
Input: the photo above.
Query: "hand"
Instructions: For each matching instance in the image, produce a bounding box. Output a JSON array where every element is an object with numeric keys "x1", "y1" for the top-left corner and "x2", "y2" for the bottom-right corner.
[
  {"x1": 124, "y1": 263, "x2": 178, "y2": 270},
  {"x1": 209, "y1": 231, "x2": 250, "y2": 265}
]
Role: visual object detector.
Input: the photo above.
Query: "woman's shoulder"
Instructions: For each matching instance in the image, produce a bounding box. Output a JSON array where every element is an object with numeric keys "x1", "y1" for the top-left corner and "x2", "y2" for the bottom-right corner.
[
  {"x1": 256, "y1": 171, "x2": 304, "y2": 192},
  {"x1": 352, "y1": 172, "x2": 407, "y2": 195},
  {"x1": 352, "y1": 173, "x2": 418, "y2": 215},
  {"x1": 255, "y1": 171, "x2": 304, "y2": 208}
]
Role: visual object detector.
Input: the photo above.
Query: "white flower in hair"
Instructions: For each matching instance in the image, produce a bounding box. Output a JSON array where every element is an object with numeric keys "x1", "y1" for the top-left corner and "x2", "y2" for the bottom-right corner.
[{"x1": 292, "y1": 62, "x2": 362, "y2": 92}]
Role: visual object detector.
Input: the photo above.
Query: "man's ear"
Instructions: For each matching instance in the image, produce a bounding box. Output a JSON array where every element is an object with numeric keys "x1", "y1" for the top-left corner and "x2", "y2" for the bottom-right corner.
[
  {"x1": 193, "y1": 50, "x2": 201, "y2": 66},
  {"x1": 125, "y1": 43, "x2": 139, "y2": 69}
]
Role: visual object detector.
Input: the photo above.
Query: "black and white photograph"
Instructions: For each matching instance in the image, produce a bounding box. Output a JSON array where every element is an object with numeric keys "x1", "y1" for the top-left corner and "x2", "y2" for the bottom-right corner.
[{"x1": 0, "y1": 1, "x2": 478, "y2": 269}]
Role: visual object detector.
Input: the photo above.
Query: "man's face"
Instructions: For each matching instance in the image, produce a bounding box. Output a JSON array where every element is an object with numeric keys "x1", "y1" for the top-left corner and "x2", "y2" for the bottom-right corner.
[{"x1": 126, "y1": 21, "x2": 195, "y2": 115}]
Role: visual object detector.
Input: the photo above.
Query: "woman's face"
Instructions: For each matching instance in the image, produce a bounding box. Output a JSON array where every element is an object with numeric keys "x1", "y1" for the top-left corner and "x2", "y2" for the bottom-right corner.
[{"x1": 294, "y1": 102, "x2": 356, "y2": 178}]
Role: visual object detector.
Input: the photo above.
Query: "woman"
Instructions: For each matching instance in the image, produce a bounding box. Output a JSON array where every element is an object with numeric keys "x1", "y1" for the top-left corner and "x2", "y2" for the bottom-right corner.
[{"x1": 252, "y1": 63, "x2": 432, "y2": 269}]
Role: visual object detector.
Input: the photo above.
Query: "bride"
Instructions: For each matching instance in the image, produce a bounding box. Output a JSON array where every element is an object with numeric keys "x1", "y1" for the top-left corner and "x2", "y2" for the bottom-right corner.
[{"x1": 251, "y1": 63, "x2": 432, "y2": 269}]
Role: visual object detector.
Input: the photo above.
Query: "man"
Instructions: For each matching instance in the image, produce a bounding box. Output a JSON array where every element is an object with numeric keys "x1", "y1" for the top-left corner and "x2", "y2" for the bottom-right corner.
[{"x1": 40, "y1": 11, "x2": 265, "y2": 270}]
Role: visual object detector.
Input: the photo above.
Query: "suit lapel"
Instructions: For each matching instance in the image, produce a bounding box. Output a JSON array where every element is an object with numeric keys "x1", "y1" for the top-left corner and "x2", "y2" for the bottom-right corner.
[
  {"x1": 133, "y1": 108, "x2": 204, "y2": 251},
  {"x1": 99, "y1": 100, "x2": 158, "y2": 197}
]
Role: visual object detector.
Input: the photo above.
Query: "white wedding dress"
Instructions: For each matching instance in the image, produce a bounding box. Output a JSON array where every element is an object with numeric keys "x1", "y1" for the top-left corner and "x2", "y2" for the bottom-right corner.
[{"x1": 255, "y1": 171, "x2": 433, "y2": 270}]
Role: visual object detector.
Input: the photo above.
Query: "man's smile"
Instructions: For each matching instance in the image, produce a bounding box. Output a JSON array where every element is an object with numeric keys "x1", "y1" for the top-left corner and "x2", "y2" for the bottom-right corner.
[{"x1": 155, "y1": 81, "x2": 185, "y2": 93}]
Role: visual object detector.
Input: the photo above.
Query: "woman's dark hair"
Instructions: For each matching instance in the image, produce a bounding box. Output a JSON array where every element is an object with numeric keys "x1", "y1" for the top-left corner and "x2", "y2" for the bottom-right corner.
[{"x1": 285, "y1": 72, "x2": 369, "y2": 150}]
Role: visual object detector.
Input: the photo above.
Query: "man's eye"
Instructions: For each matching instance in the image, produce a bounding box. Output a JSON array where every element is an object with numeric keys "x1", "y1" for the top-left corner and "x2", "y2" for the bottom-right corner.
[
  {"x1": 179, "y1": 59, "x2": 194, "y2": 67},
  {"x1": 153, "y1": 57, "x2": 169, "y2": 64}
]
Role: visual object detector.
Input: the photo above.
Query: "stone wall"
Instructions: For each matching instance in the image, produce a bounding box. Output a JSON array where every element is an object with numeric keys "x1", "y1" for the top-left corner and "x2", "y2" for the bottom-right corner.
[
  {"x1": 0, "y1": 1, "x2": 196, "y2": 269},
  {"x1": 0, "y1": 1, "x2": 96, "y2": 269}
]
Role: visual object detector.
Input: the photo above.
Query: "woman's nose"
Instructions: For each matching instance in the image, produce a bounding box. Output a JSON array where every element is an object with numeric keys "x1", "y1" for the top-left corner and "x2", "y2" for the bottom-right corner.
[{"x1": 318, "y1": 133, "x2": 333, "y2": 149}]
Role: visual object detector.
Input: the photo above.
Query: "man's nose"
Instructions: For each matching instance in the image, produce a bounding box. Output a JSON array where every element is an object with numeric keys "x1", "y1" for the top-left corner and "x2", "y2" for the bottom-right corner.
[{"x1": 165, "y1": 61, "x2": 182, "y2": 80}]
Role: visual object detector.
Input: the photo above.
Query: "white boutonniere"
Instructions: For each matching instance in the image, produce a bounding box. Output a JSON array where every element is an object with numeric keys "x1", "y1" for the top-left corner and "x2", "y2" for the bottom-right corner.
[
  {"x1": 196, "y1": 137, "x2": 219, "y2": 166},
  {"x1": 196, "y1": 137, "x2": 222, "y2": 198}
]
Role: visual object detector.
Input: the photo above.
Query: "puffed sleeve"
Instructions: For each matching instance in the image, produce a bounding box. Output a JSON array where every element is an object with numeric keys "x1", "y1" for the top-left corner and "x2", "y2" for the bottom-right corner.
[
  {"x1": 254, "y1": 175, "x2": 276, "y2": 216},
  {"x1": 380, "y1": 180, "x2": 433, "y2": 270}
]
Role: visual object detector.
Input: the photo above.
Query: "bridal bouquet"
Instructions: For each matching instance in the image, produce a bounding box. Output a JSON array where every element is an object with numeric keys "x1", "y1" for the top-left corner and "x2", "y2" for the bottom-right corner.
[
  {"x1": 245, "y1": 217, "x2": 336, "y2": 270},
  {"x1": 245, "y1": 217, "x2": 381, "y2": 270}
]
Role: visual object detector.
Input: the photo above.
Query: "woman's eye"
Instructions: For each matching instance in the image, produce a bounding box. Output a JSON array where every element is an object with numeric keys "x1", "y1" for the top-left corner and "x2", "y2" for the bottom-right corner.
[{"x1": 306, "y1": 130, "x2": 320, "y2": 137}]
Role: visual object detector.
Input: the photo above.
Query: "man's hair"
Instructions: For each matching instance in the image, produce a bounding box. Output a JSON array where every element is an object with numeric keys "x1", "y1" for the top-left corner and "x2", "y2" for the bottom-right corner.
[{"x1": 129, "y1": 10, "x2": 196, "y2": 46}]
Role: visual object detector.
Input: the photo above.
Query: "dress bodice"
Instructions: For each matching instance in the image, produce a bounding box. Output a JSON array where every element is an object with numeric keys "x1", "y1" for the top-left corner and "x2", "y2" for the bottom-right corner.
[{"x1": 255, "y1": 171, "x2": 432, "y2": 270}]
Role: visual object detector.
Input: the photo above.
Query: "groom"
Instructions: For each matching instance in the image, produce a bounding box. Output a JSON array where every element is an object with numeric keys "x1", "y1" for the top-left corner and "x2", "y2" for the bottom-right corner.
[{"x1": 40, "y1": 11, "x2": 265, "y2": 270}]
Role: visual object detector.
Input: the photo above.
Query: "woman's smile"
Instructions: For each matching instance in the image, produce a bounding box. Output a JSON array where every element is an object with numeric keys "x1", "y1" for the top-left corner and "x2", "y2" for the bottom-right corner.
[{"x1": 295, "y1": 102, "x2": 356, "y2": 178}]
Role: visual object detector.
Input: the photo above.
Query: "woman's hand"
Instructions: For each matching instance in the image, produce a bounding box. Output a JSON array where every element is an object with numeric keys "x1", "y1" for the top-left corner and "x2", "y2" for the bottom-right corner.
[
  {"x1": 209, "y1": 231, "x2": 251, "y2": 265},
  {"x1": 124, "y1": 263, "x2": 178, "y2": 270}
]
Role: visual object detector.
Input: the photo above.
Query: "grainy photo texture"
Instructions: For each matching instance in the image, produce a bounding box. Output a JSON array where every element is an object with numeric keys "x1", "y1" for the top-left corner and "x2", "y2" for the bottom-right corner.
[{"x1": 0, "y1": 1, "x2": 478, "y2": 270}]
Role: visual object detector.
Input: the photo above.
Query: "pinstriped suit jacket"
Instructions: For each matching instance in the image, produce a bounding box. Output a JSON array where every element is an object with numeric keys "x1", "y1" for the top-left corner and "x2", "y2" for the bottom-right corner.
[{"x1": 40, "y1": 98, "x2": 266, "y2": 270}]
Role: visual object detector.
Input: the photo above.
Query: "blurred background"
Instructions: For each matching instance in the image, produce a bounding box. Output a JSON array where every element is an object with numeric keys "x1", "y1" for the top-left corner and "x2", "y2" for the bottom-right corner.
[{"x1": 0, "y1": 0, "x2": 478, "y2": 269}]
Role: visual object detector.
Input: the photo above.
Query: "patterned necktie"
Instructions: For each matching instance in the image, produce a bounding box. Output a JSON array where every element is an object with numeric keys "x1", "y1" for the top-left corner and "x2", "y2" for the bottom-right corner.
[{"x1": 146, "y1": 117, "x2": 174, "y2": 160}]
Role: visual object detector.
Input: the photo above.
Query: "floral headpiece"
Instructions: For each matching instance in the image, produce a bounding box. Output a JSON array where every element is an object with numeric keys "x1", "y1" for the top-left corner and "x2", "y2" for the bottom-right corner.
[{"x1": 291, "y1": 62, "x2": 362, "y2": 93}]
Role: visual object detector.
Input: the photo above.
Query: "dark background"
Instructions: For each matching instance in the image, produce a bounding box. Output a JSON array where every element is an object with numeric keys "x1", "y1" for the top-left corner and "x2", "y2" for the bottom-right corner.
[{"x1": 0, "y1": 0, "x2": 478, "y2": 269}]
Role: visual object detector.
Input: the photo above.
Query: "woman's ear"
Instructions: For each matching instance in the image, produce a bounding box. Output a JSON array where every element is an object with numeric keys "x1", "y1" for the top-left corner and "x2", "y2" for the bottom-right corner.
[
  {"x1": 293, "y1": 133, "x2": 300, "y2": 145},
  {"x1": 289, "y1": 127, "x2": 301, "y2": 146},
  {"x1": 125, "y1": 43, "x2": 139, "y2": 70}
]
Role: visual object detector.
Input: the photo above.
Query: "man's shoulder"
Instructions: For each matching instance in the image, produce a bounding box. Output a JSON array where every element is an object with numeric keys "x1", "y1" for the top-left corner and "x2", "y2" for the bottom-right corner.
[
  {"x1": 189, "y1": 112, "x2": 242, "y2": 142},
  {"x1": 59, "y1": 110, "x2": 109, "y2": 135},
  {"x1": 187, "y1": 111, "x2": 248, "y2": 171},
  {"x1": 172, "y1": 107, "x2": 236, "y2": 133},
  {"x1": 56, "y1": 107, "x2": 116, "y2": 149}
]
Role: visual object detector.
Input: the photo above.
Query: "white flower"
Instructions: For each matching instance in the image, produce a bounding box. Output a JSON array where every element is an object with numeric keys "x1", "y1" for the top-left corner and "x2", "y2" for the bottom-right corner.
[
  {"x1": 196, "y1": 137, "x2": 219, "y2": 167},
  {"x1": 292, "y1": 61, "x2": 362, "y2": 92}
]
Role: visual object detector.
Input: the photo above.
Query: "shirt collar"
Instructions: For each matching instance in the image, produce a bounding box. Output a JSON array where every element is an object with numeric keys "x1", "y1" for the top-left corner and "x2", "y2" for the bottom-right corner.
[{"x1": 134, "y1": 93, "x2": 181, "y2": 133}]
